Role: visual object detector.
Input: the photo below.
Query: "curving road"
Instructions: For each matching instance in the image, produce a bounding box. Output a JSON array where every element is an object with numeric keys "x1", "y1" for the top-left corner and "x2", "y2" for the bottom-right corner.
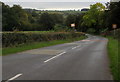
[{"x1": 2, "y1": 35, "x2": 113, "y2": 81}]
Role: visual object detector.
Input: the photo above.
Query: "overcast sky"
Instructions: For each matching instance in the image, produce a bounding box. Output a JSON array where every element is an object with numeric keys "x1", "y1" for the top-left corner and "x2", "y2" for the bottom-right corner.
[{"x1": 1, "y1": 0, "x2": 110, "y2": 10}]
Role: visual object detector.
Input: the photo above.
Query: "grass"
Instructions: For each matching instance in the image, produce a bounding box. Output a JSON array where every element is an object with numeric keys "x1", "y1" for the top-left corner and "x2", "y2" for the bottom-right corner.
[
  {"x1": 2, "y1": 36, "x2": 86, "y2": 56},
  {"x1": 107, "y1": 36, "x2": 119, "y2": 81}
]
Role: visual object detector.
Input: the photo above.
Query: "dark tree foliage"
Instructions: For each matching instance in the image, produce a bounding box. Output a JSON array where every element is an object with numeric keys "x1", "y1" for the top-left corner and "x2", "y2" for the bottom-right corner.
[
  {"x1": 106, "y1": 1, "x2": 120, "y2": 30},
  {"x1": 2, "y1": 3, "x2": 13, "y2": 31},
  {"x1": 2, "y1": 2, "x2": 84, "y2": 31},
  {"x1": 75, "y1": 14, "x2": 84, "y2": 31},
  {"x1": 50, "y1": 13, "x2": 63, "y2": 24},
  {"x1": 2, "y1": 3, "x2": 32, "y2": 31},
  {"x1": 38, "y1": 13, "x2": 54, "y2": 31},
  {"x1": 65, "y1": 14, "x2": 76, "y2": 27}
]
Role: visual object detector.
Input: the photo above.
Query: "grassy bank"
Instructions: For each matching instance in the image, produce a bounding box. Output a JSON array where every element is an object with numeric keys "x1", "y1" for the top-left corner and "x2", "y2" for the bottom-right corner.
[
  {"x1": 107, "y1": 37, "x2": 119, "y2": 80},
  {"x1": 2, "y1": 36, "x2": 86, "y2": 56}
]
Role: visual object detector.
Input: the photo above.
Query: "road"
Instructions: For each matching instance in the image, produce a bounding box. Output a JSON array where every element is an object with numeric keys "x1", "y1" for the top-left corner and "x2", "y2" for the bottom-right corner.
[{"x1": 2, "y1": 35, "x2": 113, "y2": 81}]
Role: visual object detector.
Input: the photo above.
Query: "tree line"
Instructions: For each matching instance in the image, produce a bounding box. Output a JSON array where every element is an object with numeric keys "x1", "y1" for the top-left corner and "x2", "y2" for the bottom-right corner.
[
  {"x1": 2, "y1": 1, "x2": 120, "y2": 34},
  {"x1": 2, "y1": 2, "x2": 84, "y2": 31}
]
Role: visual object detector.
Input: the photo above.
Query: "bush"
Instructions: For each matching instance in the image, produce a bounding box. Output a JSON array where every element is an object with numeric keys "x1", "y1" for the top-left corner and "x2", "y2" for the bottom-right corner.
[
  {"x1": 2, "y1": 32, "x2": 85, "y2": 47},
  {"x1": 54, "y1": 24, "x2": 69, "y2": 32}
]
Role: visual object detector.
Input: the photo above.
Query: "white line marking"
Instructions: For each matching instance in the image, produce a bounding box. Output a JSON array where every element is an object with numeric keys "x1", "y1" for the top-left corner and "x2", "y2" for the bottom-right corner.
[
  {"x1": 7, "y1": 74, "x2": 22, "y2": 82},
  {"x1": 72, "y1": 47, "x2": 77, "y2": 49},
  {"x1": 72, "y1": 45, "x2": 81, "y2": 49},
  {"x1": 44, "y1": 52, "x2": 66, "y2": 63}
]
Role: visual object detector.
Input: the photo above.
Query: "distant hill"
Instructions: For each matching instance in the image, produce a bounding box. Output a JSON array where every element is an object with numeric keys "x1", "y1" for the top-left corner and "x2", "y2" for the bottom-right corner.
[{"x1": 24, "y1": 8, "x2": 87, "y2": 15}]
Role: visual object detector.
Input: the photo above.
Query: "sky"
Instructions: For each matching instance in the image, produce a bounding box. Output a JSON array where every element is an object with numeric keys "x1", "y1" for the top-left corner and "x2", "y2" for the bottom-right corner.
[{"x1": 1, "y1": 0, "x2": 110, "y2": 10}]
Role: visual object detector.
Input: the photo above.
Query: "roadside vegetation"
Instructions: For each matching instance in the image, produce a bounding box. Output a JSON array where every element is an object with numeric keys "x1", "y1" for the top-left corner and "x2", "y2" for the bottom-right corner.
[
  {"x1": 2, "y1": 35, "x2": 86, "y2": 55},
  {"x1": 107, "y1": 37, "x2": 119, "y2": 80},
  {"x1": 2, "y1": 2, "x2": 120, "y2": 33},
  {"x1": 1, "y1": 1, "x2": 120, "y2": 80},
  {"x1": 106, "y1": 29, "x2": 120, "y2": 81},
  {"x1": 2, "y1": 32, "x2": 85, "y2": 47}
]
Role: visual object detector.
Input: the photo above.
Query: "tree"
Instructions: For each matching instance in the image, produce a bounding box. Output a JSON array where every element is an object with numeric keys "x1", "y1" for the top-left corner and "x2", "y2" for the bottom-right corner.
[
  {"x1": 11, "y1": 5, "x2": 31, "y2": 31},
  {"x1": 50, "y1": 13, "x2": 63, "y2": 24},
  {"x1": 105, "y1": 1, "x2": 120, "y2": 30},
  {"x1": 75, "y1": 14, "x2": 84, "y2": 31},
  {"x1": 2, "y1": 3, "x2": 32, "y2": 31},
  {"x1": 65, "y1": 14, "x2": 76, "y2": 27},
  {"x1": 38, "y1": 13, "x2": 54, "y2": 31},
  {"x1": 2, "y1": 3, "x2": 13, "y2": 31},
  {"x1": 81, "y1": 3, "x2": 105, "y2": 34}
]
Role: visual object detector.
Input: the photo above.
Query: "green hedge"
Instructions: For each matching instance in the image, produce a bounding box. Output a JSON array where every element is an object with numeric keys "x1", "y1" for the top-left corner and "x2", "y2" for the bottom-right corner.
[{"x1": 2, "y1": 32, "x2": 85, "y2": 47}]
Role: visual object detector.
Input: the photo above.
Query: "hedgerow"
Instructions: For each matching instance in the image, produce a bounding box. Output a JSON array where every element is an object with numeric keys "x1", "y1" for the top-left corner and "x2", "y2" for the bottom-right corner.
[{"x1": 2, "y1": 32, "x2": 85, "y2": 47}]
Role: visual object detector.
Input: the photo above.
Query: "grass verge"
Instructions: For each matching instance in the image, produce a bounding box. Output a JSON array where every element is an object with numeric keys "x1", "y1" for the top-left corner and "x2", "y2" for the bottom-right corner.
[
  {"x1": 107, "y1": 36, "x2": 119, "y2": 81},
  {"x1": 2, "y1": 36, "x2": 86, "y2": 56}
]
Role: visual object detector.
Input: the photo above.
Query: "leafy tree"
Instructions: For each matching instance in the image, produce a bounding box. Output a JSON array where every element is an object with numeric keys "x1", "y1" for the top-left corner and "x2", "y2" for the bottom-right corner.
[
  {"x1": 2, "y1": 3, "x2": 32, "y2": 31},
  {"x1": 38, "y1": 13, "x2": 54, "y2": 31},
  {"x1": 65, "y1": 14, "x2": 76, "y2": 27},
  {"x1": 82, "y1": 3, "x2": 105, "y2": 34},
  {"x1": 105, "y1": 1, "x2": 120, "y2": 30},
  {"x1": 31, "y1": 11, "x2": 39, "y2": 17},
  {"x1": 11, "y1": 5, "x2": 32, "y2": 31},
  {"x1": 50, "y1": 13, "x2": 63, "y2": 24},
  {"x1": 75, "y1": 14, "x2": 84, "y2": 31},
  {"x1": 2, "y1": 3, "x2": 13, "y2": 31}
]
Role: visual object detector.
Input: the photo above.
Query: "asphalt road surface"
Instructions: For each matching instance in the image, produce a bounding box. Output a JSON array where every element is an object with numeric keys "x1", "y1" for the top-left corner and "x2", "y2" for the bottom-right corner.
[{"x1": 2, "y1": 35, "x2": 113, "y2": 81}]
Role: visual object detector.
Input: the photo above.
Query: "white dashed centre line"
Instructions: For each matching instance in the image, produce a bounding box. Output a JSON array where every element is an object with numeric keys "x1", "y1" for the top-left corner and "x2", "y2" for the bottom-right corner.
[
  {"x1": 44, "y1": 52, "x2": 66, "y2": 63},
  {"x1": 6, "y1": 74, "x2": 22, "y2": 82},
  {"x1": 44, "y1": 45, "x2": 81, "y2": 63},
  {"x1": 72, "y1": 47, "x2": 77, "y2": 49},
  {"x1": 72, "y1": 45, "x2": 81, "y2": 49}
]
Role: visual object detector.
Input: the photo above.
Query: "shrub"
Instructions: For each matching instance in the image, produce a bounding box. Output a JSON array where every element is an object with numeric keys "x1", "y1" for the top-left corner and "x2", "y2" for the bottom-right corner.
[
  {"x1": 2, "y1": 32, "x2": 85, "y2": 47},
  {"x1": 54, "y1": 24, "x2": 69, "y2": 32}
]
